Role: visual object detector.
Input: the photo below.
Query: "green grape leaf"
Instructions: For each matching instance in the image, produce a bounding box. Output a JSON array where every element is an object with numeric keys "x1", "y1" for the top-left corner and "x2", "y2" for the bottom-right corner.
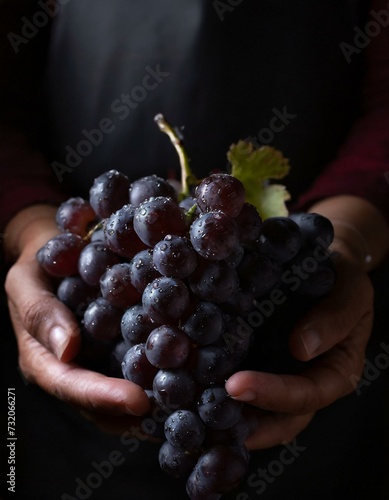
[
  {"x1": 254, "y1": 184, "x2": 291, "y2": 219},
  {"x1": 228, "y1": 141, "x2": 291, "y2": 219}
]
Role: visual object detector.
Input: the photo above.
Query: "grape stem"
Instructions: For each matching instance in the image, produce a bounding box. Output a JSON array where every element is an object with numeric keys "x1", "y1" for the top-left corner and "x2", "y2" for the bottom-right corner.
[
  {"x1": 185, "y1": 203, "x2": 198, "y2": 225},
  {"x1": 83, "y1": 220, "x2": 105, "y2": 242},
  {"x1": 154, "y1": 114, "x2": 196, "y2": 199}
]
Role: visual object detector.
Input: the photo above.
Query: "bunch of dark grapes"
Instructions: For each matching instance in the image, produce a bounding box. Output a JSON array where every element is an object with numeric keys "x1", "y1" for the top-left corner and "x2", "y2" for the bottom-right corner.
[{"x1": 37, "y1": 169, "x2": 336, "y2": 499}]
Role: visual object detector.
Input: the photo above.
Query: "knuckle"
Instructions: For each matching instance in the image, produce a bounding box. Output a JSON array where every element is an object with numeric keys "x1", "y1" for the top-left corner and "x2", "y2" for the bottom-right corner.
[
  {"x1": 46, "y1": 368, "x2": 70, "y2": 400},
  {"x1": 20, "y1": 291, "x2": 57, "y2": 339},
  {"x1": 298, "y1": 386, "x2": 321, "y2": 413},
  {"x1": 5, "y1": 261, "x2": 59, "y2": 341},
  {"x1": 17, "y1": 353, "x2": 35, "y2": 385},
  {"x1": 279, "y1": 377, "x2": 320, "y2": 414},
  {"x1": 22, "y1": 300, "x2": 49, "y2": 338},
  {"x1": 327, "y1": 310, "x2": 350, "y2": 339},
  {"x1": 4, "y1": 264, "x2": 18, "y2": 297}
]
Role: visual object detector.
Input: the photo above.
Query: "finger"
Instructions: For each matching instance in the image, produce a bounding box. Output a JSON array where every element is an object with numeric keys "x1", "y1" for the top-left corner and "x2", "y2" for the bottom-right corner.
[
  {"x1": 289, "y1": 257, "x2": 373, "y2": 361},
  {"x1": 244, "y1": 411, "x2": 314, "y2": 450},
  {"x1": 225, "y1": 320, "x2": 368, "y2": 414},
  {"x1": 16, "y1": 326, "x2": 150, "y2": 416},
  {"x1": 6, "y1": 257, "x2": 82, "y2": 361}
]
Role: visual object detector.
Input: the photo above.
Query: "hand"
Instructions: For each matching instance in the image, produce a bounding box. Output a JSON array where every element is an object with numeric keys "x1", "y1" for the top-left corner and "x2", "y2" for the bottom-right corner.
[
  {"x1": 5, "y1": 210, "x2": 150, "y2": 433},
  {"x1": 225, "y1": 248, "x2": 374, "y2": 449}
]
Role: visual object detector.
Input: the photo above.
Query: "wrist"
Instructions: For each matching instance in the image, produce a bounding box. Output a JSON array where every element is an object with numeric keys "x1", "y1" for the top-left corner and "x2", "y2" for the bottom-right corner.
[{"x1": 4, "y1": 204, "x2": 58, "y2": 262}]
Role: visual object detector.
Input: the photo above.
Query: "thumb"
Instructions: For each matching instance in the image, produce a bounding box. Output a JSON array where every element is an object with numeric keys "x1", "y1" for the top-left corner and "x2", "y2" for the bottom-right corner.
[{"x1": 5, "y1": 257, "x2": 81, "y2": 362}]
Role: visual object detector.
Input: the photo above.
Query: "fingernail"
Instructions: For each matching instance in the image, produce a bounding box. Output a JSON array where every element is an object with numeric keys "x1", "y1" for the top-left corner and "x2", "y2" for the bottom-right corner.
[
  {"x1": 300, "y1": 330, "x2": 322, "y2": 357},
  {"x1": 229, "y1": 390, "x2": 256, "y2": 402},
  {"x1": 49, "y1": 326, "x2": 69, "y2": 360}
]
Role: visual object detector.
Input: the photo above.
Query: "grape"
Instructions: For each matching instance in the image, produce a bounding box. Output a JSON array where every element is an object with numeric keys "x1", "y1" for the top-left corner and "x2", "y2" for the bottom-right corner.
[
  {"x1": 289, "y1": 212, "x2": 334, "y2": 249},
  {"x1": 56, "y1": 197, "x2": 97, "y2": 236},
  {"x1": 224, "y1": 244, "x2": 244, "y2": 269},
  {"x1": 142, "y1": 391, "x2": 170, "y2": 439},
  {"x1": 217, "y1": 314, "x2": 253, "y2": 367},
  {"x1": 234, "y1": 444, "x2": 251, "y2": 464},
  {"x1": 181, "y1": 302, "x2": 224, "y2": 346},
  {"x1": 83, "y1": 297, "x2": 122, "y2": 342},
  {"x1": 234, "y1": 202, "x2": 262, "y2": 245},
  {"x1": 130, "y1": 249, "x2": 161, "y2": 293},
  {"x1": 89, "y1": 169, "x2": 130, "y2": 218},
  {"x1": 78, "y1": 241, "x2": 121, "y2": 287},
  {"x1": 192, "y1": 346, "x2": 234, "y2": 386},
  {"x1": 164, "y1": 410, "x2": 205, "y2": 449},
  {"x1": 56, "y1": 276, "x2": 97, "y2": 317},
  {"x1": 78, "y1": 325, "x2": 116, "y2": 369},
  {"x1": 153, "y1": 235, "x2": 198, "y2": 279},
  {"x1": 104, "y1": 204, "x2": 146, "y2": 258},
  {"x1": 37, "y1": 233, "x2": 86, "y2": 277},
  {"x1": 159, "y1": 441, "x2": 201, "y2": 478},
  {"x1": 190, "y1": 211, "x2": 239, "y2": 261},
  {"x1": 195, "y1": 173, "x2": 245, "y2": 218},
  {"x1": 153, "y1": 369, "x2": 196, "y2": 413},
  {"x1": 145, "y1": 325, "x2": 191, "y2": 369},
  {"x1": 90, "y1": 226, "x2": 105, "y2": 242},
  {"x1": 206, "y1": 416, "x2": 249, "y2": 447},
  {"x1": 35, "y1": 161, "x2": 340, "y2": 499},
  {"x1": 238, "y1": 250, "x2": 281, "y2": 298},
  {"x1": 121, "y1": 343, "x2": 158, "y2": 389},
  {"x1": 290, "y1": 251, "x2": 337, "y2": 298},
  {"x1": 142, "y1": 277, "x2": 190, "y2": 324},
  {"x1": 129, "y1": 174, "x2": 178, "y2": 206},
  {"x1": 134, "y1": 196, "x2": 187, "y2": 247},
  {"x1": 191, "y1": 444, "x2": 248, "y2": 493},
  {"x1": 222, "y1": 288, "x2": 254, "y2": 317},
  {"x1": 259, "y1": 216, "x2": 302, "y2": 263},
  {"x1": 186, "y1": 470, "x2": 222, "y2": 500},
  {"x1": 188, "y1": 260, "x2": 239, "y2": 303},
  {"x1": 197, "y1": 387, "x2": 243, "y2": 430},
  {"x1": 110, "y1": 339, "x2": 133, "y2": 377},
  {"x1": 299, "y1": 260, "x2": 336, "y2": 298},
  {"x1": 121, "y1": 304, "x2": 156, "y2": 344},
  {"x1": 100, "y1": 263, "x2": 141, "y2": 309},
  {"x1": 179, "y1": 196, "x2": 198, "y2": 213}
]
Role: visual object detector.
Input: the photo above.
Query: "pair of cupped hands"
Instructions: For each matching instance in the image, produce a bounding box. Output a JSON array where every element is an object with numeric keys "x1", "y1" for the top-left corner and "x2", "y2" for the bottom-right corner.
[{"x1": 4, "y1": 203, "x2": 375, "y2": 450}]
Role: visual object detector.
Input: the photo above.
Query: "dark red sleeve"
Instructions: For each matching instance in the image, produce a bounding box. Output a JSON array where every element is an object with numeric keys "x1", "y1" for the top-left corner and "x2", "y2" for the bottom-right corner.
[
  {"x1": 0, "y1": 1, "x2": 67, "y2": 234},
  {"x1": 295, "y1": 0, "x2": 389, "y2": 222},
  {"x1": 0, "y1": 130, "x2": 67, "y2": 232}
]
